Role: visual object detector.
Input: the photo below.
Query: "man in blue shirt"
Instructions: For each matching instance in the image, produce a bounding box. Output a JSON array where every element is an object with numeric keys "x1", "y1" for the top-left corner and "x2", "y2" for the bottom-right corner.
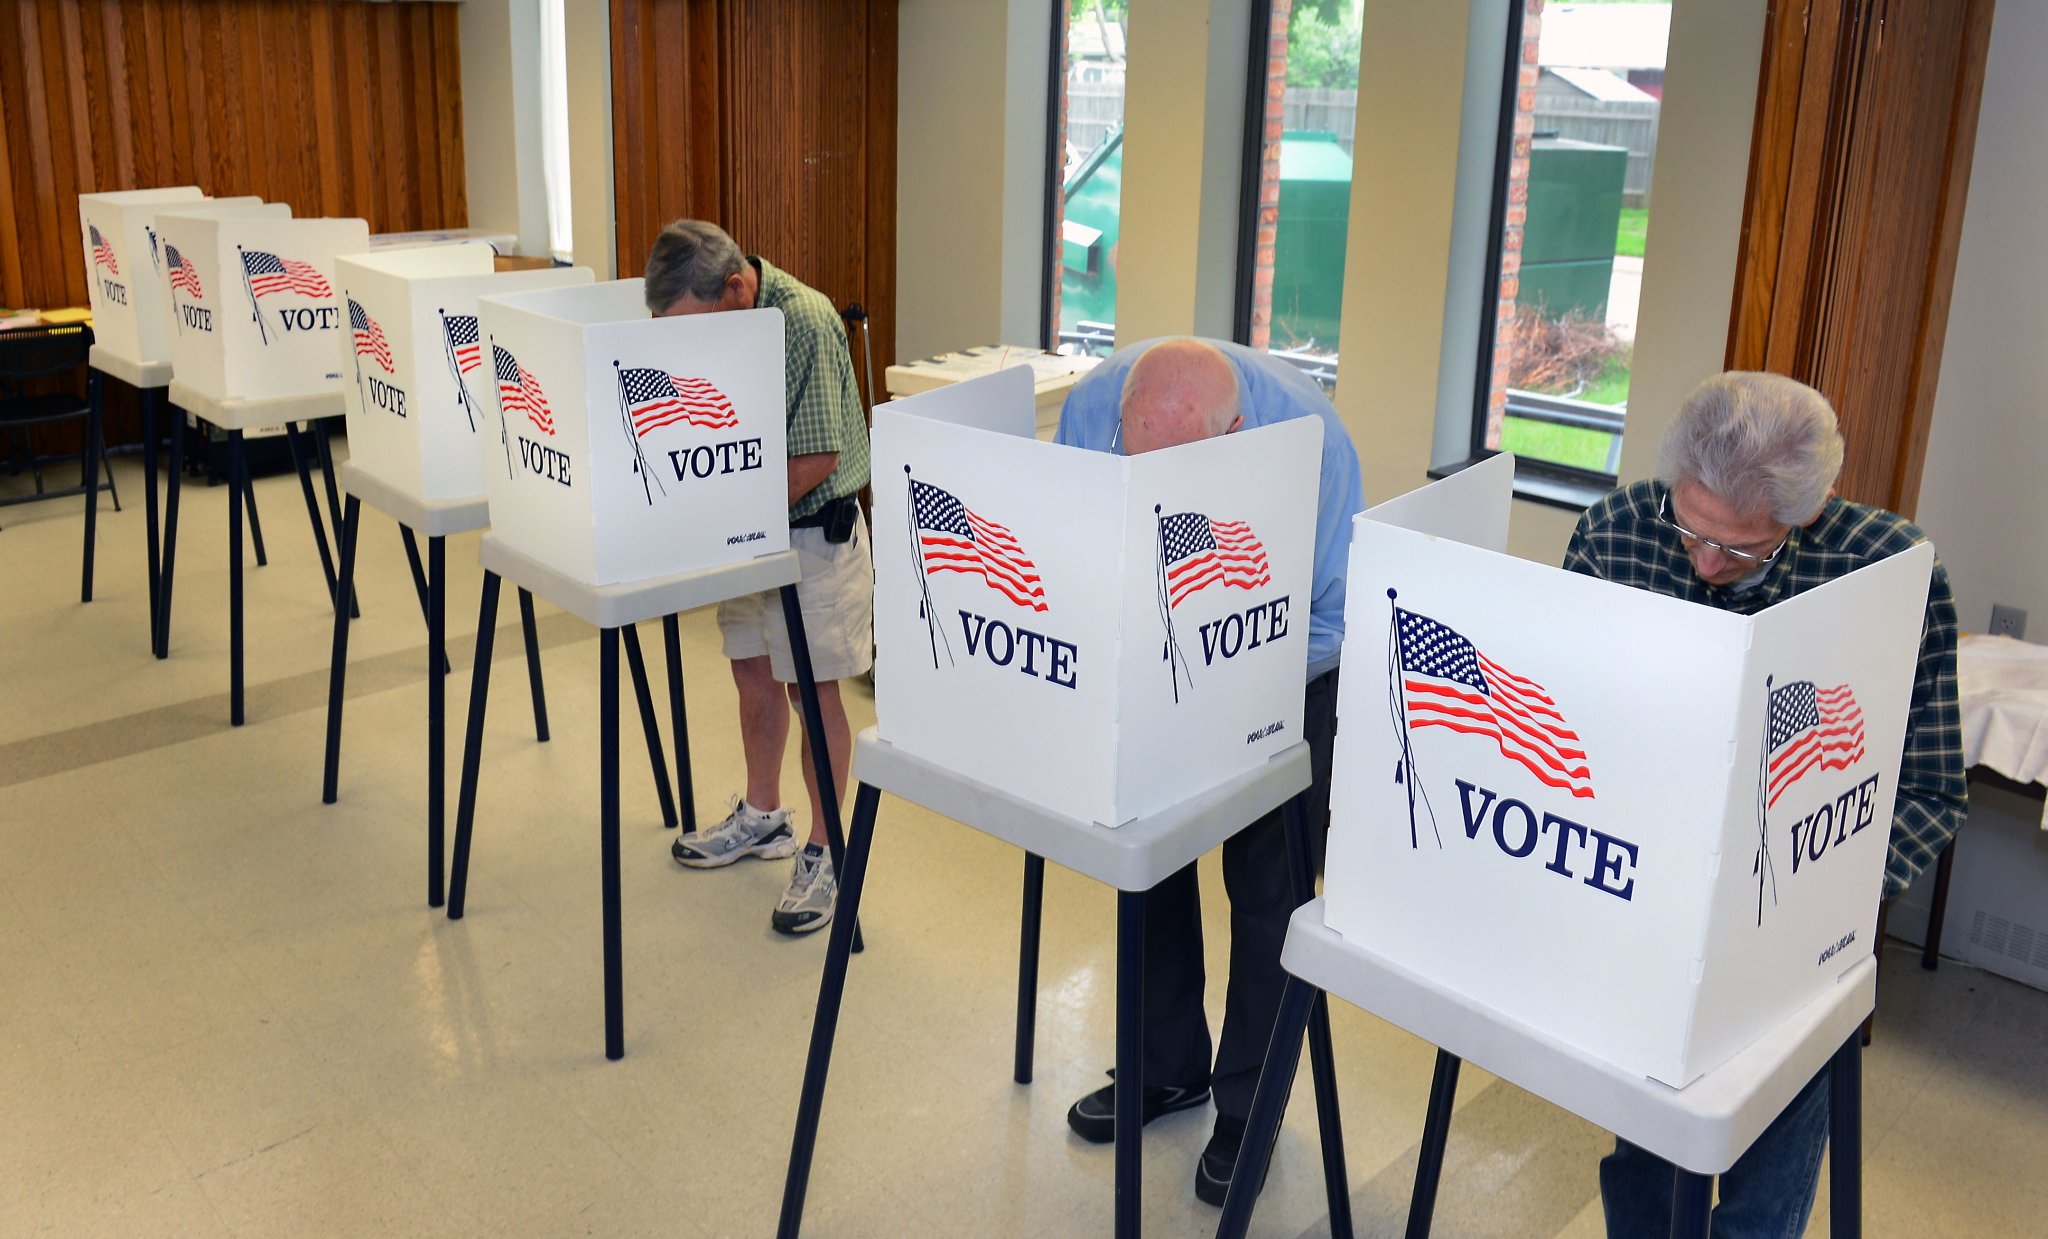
[{"x1": 1055, "y1": 337, "x2": 1365, "y2": 1204}]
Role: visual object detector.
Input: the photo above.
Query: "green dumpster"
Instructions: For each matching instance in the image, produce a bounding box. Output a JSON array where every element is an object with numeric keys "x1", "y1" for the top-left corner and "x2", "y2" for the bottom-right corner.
[{"x1": 1520, "y1": 137, "x2": 1627, "y2": 321}]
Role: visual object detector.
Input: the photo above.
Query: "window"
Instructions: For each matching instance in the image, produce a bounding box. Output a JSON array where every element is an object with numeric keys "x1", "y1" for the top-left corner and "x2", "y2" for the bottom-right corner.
[
  {"x1": 1474, "y1": 0, "x2": 1669, "y2": 480},
  {"x1": 1046, "y1": 1, "x2": 1128, "y2": 356},
  {"x1": 1234, "y1": 0, "x2": 1362, "y2": 393},
  {"x1": 538, "y1": 0, "x2": 574, "y2": 263}
]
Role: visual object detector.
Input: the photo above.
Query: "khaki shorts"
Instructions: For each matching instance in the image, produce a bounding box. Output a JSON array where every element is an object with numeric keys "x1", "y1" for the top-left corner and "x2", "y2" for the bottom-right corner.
[{"x1": 718, "y1": 518, "x2": 874, "y2": 684}]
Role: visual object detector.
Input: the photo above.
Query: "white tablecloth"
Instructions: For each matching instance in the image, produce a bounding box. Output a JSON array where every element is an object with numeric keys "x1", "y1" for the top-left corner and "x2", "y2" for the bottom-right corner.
[{"x1": 1958, "y1": 634, "x2": 2048, "y2": 826}]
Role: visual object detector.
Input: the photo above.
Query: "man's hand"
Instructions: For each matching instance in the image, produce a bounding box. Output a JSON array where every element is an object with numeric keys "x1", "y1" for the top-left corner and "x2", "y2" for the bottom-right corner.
[{"x1": 788, "y1": 451, "x2": 840, "y2": 507}]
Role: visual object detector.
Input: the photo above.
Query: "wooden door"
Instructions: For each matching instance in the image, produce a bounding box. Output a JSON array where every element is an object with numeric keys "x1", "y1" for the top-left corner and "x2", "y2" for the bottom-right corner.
[{"x1": 610, "y1": 0, "x2": 897, "y2": 411}]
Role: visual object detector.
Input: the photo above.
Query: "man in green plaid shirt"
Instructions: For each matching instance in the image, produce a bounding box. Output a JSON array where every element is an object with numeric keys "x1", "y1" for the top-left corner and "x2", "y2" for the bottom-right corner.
[
  {"x1": 646, "y1": 221, "x2": 872, "y2": 937},
  {"x1": 1569, "y1": 371, "x2": 1965, "y2": 1238}
]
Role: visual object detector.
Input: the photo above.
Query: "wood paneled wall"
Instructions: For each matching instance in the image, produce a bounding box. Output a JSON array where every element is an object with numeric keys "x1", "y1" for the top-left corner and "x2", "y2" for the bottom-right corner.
[
  {"x1": 610, "y1": 0, "x2": 897, "y2": 411},
  {"x1": 0, "y1": 0, "x2": 467, "y2": 313},
  {"x1": 1728, "y1": 0, "x2": 1994, "y2": 517}
]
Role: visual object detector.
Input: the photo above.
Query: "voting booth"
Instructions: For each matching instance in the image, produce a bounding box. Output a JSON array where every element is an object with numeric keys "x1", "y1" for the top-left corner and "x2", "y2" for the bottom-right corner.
[
  {"x1": 156, "y1": 211, "x2": 369, "y2": 402},
  {"x1": 149, "y1": 200, "x2": 285, "y2": 348},
  {"x1": 1322, "y1": 456, "x2": 1935, "y2": 1086},
  {"x1": 335, "y1": 245, "x2": 594, "y2": 502},
  {"x1": 77, "y1": 187, "x2": 206, "y2": 365},
  {"x1": 474, "y1": 278, "x2": 789, "y2": 586},
  {"x1": 870, "y1": 367, "x2": 1321, "y2": 827}
]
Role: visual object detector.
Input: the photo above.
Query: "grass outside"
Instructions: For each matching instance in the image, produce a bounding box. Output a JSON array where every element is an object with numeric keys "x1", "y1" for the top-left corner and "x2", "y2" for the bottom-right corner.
[
  {"x1": 1617, "y1": 208, "x2": 1649, "y2": 260},
  {"x1": 1499, "y1": 417, "x2": 1617, "y2": 473},
  {"x1": 1579, "y1": 355, "x2": 1632, "y2": 406}
]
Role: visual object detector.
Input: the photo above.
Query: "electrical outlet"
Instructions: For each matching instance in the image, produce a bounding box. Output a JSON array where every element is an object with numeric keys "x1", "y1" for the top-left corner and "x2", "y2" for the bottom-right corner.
[{"x1": 1989, "y1": 604, "x2": 2028, "y2": 640}]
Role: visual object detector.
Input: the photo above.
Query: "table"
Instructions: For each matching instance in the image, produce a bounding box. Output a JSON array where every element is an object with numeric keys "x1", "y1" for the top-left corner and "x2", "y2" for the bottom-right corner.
[
  {"x1": 884, "y1": 345, "x2": 1099, "y2": 440},
  {"x1": 1218, "y1": 901, "x2": 1875, "y2": 1239},
  {"x1": 775, "y1": 731, "x2": 1344, "y2": 1239},
  {"x1": 88, "y1": 347, "x2": 173, "y2": 655},
  {"x1": 164, "y1": 383, "x2": 352, "y2": 724},
  {"x1": 444, "y1": 535, "x2": 858, "y2": 1060}
]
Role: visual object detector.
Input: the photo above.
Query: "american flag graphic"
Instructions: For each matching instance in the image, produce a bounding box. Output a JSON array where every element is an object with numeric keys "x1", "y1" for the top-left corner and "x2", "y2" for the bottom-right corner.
[
  {"x1": 1765, "y1": 681, "x2": 1865, "y2": 808},
  {"x1": 89, "y1": 225, "x2": 119, "y2": 275},
  {"x1": 166, "y1": 245, "x2": 202, "y2": 298},
  {"x1": 492, "y1": 344, "x2": 554, "y2": 435},
  {"x1": 1395, "y1": 607, "x2": 1594, "y2": 800},
  {"x1": 1159, "y1": 512, "x2": 1271, "y2": 608},
  {"x1": 241, "y1": 249, "x2": 332, "y2": 300},
  {"x1": 347, "y1": 298, "x2": 393, "y2": 372},
  {"x1": 910, "y1": 479, "x2": 1046, "y2": 612},
  {"x1": 620, "y1": 368, "x2": 740, "y2": 434},
  {"x1": 443, "y1": 314, "x2": 481, "y2": 375}
]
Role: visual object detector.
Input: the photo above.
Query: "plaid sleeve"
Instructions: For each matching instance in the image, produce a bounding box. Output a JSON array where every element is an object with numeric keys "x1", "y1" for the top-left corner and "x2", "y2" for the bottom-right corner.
[
  {"x1": 1564, "y1": 512, "x2": 1605, "y2": 579},
  {"x1": 784, "y1": 321, "x2": 854, "y2": 460},
  {"x1": 1884, "y1": 556, "x2": 1969, "y2": 899}
]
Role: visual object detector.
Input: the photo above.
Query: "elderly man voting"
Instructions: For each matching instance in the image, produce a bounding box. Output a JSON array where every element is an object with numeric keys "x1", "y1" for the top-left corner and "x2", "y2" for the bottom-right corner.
[
  {"x1": 648, "y1": 220, "x2": 873, "y2": 937},
  {"x1": 1567, "y1": 371, "x2": 1966, "y2": 1237},
  {"x1": 1054, "y1": 337, "x2": 1365, "y2": 1204}
]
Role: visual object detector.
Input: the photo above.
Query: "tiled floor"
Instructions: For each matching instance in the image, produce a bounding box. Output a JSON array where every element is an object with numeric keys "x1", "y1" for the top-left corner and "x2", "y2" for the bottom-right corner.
[{"x1": 3, "y1": 453, "x2": 2045, "y2": 1237}]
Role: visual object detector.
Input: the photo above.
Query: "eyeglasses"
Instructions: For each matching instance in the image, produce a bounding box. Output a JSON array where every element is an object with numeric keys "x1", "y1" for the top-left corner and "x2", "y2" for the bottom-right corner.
[{"x1": 1658, "y1": 492, "x2": 1790, "y2": 568}]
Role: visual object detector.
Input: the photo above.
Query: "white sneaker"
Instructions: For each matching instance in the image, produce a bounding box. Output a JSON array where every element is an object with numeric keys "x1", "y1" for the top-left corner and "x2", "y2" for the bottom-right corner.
[
  {"x1": 770, "y1": 844, "x2": 836, "y2": 935},
  {"x1": 671, "y1": 798, "x2": 797, "y2": 869}
]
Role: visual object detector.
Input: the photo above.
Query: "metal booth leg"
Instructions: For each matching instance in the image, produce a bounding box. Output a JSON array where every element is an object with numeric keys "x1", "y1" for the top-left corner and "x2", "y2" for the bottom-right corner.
[
  {"x1": 401, "y1": 526, "x2": 448, "y2": 671},
  {"x1": 1284, "y1": 794, "x2": 1354, "y2": 1239},
  {"x1": 321, "y1": 495, "x2": 362, "y2": 803},
  {"x1": 1014, "y1": 852, "x2": 1045, "y2": 1084},
  {"x1": 1114, "y1": 887, "x2": 1145, "y2": 1239},
  {"x1": 519, "y1": 587, "x2": 550, "y2": 742},
  {"x1": 283, "y1": 421, "x2": 340, "y2": 605},
  {"x1": 156, "y1": 409, "x2": 184, "y2": 658},
  {"x1": 1216, "y1": 975, "x2": 1318, "y2": 1239},
  {"x1": 228, "y1": 429, "x2": 248, "y2": 726},
  {"x1": 313, "y1": 416, "x2": 347, "y2": 555},
  {"x1": 663, "y1": 613, "x2": 693, "y2": 831},
  {"x1": 600, "y1": 627, "x2": 624, "y2": 1060},
  {"x1": 620, "y1": 624, "x2": 678, "y2": 827},
  {"x1": 141, "y1": 385, "x2": 162, "y2": 645},
  {"x1": 1829, "y1": 1031, "x2": 1862, "y2": 1239},
  {"x1": 1922, "y1": 839, "x2": 1956, "y2": 971},
  {"x1": 775, "y1": 781, "x2": 883, "y2": 1239},
  {"x1": 777, "y1": 583, "x2": 862, "y2": 953},
  {"x1": 1405, "y1": 1050, "x2": 1462, "y2": 1239},
  {"x1": 81, "y1": 369, "x2": 103, "y2": 602},
  {"x1": 446, "y1": 572, "x2": 503, "y2": 921},
  {"x1": 243, "y1": 450, "x2": 267, "y2": 568},
  {"x1": 1669, "y1": 1170, "x2": 1712, "y2": 1239},
  {"x1": 426, "y1": 534, "x2": 447, "y2": 909}
]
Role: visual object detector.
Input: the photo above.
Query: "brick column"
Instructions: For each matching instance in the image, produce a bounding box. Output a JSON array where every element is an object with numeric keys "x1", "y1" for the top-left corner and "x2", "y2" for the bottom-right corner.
[
  {"x1": 1486, "y1": 0, "x2": 1542, "y2": 450},
  {"x1": 1249, "y1": 0, "x2": 1292, "y2": 351}
]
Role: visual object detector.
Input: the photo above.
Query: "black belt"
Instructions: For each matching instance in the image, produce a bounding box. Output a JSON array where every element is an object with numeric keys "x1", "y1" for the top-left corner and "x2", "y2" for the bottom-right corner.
[{"x1": 790, "y1": 495, "x2": 859, "y2": 529}]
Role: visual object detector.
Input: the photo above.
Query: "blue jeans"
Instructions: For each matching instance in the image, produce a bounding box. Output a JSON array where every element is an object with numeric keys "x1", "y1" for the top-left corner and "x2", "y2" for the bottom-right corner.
[{"x1": 1599, "y1": 1067, "x2": 1831, "y2": 1238}]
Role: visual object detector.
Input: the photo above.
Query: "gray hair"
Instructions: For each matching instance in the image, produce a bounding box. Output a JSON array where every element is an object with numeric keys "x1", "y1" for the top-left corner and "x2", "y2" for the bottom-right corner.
[
  {"x1": 1657, "y1": 372, "x2": 1844, "y2": 525},
  {"x1": 642, "y1": 220, "x2": 745, "y2": 313}
]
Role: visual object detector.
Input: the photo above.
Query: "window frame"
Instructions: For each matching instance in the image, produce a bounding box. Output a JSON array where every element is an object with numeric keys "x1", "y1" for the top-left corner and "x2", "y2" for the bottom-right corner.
[
  {"x1": 1039, "y1": 0, "x2": 1068, "y2": 351},
  {"x1": 1456, "y1": 0, "x2": 1620, "y2": 507},
  {"x1": 1230, "y1": 0, "x2": 1277, "y2": 346}
]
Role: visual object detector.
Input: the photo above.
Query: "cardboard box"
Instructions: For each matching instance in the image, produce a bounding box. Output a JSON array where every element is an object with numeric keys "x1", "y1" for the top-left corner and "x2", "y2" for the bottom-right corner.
[
  {"x1": 474, "y1": 278, "x2": 791, "y2": 586},
  {"x1": 77, "y1": 187, "x2": 207, "y2": 365},
  {"x1": 1322, "y1": 457, "x2": 1935, "y2": 1085},
  {"x1": 156, "y1": 211, "x2": 370, "y2": 402},
  {"x1": 335, "y1": 245, "x2": 594, "y2": 502},
  {"x1": 871, "y1": 367, "x2": 1321, "y2": 826}
]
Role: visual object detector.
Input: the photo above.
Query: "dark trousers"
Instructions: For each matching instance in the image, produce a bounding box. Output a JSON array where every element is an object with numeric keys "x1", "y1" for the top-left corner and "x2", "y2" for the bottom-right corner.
[{"x1": 1142, "y1": 669, "x2": 1340, "y2": 1121}]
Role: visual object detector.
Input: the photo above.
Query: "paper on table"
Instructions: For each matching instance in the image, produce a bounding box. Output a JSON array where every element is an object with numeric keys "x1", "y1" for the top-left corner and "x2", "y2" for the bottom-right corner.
[{"x1": 1958, "y1": 634, "x2": 2048, "y2": 826}]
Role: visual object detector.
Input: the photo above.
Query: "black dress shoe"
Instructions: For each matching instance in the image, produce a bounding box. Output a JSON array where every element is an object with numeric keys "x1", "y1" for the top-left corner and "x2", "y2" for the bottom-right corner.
[
  {"x1": 1195, "y1": 1114, "x2": 1266, "y2": 1207},
  {"x1": 1065, "y1": 1075, "x2": 1212, "y2": 1144}
]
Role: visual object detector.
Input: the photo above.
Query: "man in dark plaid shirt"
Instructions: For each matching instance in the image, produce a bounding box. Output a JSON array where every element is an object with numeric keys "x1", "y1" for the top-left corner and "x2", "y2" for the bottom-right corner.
[{"x1": 1568, "y1": 371, "x2": 1966, "y2": 1237}]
